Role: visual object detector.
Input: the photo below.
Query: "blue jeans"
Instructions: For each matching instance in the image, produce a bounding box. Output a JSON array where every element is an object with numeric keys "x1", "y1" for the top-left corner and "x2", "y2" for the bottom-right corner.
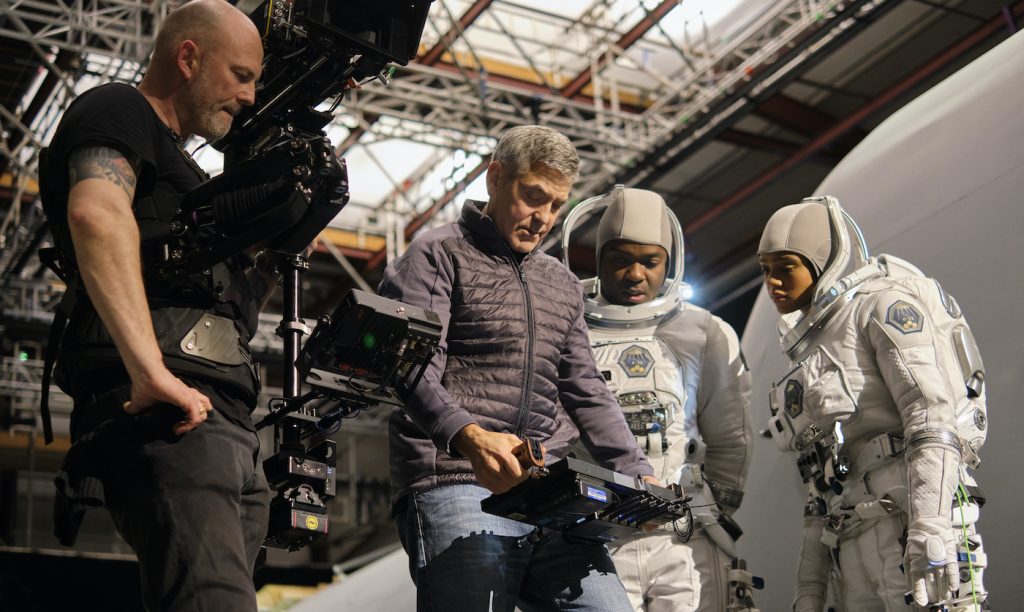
[{"x1": 395, "y1": 484, "x2": 632, "y2": 612}]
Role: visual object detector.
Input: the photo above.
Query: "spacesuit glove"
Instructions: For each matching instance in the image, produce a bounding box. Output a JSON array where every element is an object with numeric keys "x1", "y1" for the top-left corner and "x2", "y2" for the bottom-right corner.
[
  {"x1": 905, "y1": 516, "x2": 959, "y2": 607},
  {"x1": 793, "y1": 516, "x2": 829, "y2": 612}
]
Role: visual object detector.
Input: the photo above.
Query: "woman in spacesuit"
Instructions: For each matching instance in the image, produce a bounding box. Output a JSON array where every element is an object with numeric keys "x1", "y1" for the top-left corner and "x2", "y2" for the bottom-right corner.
[{"x1": 757, "y1": 196, "x2": 988, "y2": 612}]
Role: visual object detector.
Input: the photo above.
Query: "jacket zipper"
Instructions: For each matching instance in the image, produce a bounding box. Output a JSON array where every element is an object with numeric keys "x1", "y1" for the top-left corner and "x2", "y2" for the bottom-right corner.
[
  {"x1": 482, "y1": 214, "x2": 535, "y2": 437},
  {"x1": 512, "y1": 261, "x2": 535, "y2": 437}
]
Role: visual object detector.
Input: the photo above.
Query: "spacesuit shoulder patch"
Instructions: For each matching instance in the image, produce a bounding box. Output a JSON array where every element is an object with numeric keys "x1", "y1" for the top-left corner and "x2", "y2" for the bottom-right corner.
[
  {"x1": 885, "y1": 299, "x2": 924, "y2": 335},
  {"x1": 618, "y1": 345, "x2": 655, "y2": 378}
]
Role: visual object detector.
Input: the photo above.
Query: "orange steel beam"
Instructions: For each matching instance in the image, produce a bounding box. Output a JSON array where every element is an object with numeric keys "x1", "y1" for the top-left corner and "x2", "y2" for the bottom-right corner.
[{"x1": 421, "y1": 0, "x2": 495, "y2": 66}]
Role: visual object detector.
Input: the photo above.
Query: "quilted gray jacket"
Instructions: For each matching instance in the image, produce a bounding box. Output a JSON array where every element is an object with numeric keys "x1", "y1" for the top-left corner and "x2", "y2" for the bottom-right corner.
[{"x1": 379, "y1": 200, "x2": 653, "y2": 503}]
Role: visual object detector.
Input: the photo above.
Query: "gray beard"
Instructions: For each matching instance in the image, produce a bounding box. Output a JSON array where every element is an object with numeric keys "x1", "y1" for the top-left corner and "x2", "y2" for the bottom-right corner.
[
  {"x1": 179, "y1": 80, "x2": 230, "y2": 140},
  {"x1": 191, "y1": 106, "x2": 230, "y2": 140}
]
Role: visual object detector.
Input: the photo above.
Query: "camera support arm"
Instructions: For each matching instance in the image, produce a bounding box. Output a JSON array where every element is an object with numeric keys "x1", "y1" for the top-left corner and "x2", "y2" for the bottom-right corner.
[{"x1": 276, "y1": 253, "x2": 312, "y2": 452}]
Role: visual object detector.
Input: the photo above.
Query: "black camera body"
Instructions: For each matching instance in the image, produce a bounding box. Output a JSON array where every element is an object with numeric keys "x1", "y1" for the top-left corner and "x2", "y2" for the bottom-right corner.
[
  {"x1": 221, "y1": 0, "x2": 431, "y2": 165},
  {"x1": 144, "y1": 0, "x2": 431, "y2": 279}
]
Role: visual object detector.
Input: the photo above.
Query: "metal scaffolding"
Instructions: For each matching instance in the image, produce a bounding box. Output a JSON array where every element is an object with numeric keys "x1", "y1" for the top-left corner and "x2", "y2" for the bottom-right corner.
[
  {"x1": 0, "y1": 0, "x2": 164, "y2": 62},
  {"x1": 335, "y1": 0, "x2": 899, "y2": 242},
  {"x1": 391, "y1": 0, "x2": 897, "y2": 205},
  {"x1": 0, "y1": 0, "x2": 902, "y2": 413},
  {"x1": 0, "y1": 1, "x2": 160, "y2": 283},
  {"x1": 0, "y1": 0, "x2": 896, "y2": 266}
]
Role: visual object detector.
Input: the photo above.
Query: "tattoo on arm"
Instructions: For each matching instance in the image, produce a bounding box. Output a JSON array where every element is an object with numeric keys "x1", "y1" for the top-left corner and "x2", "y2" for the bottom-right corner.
[{"x1": 68, "y1": 146, "x2": 140, "y2": 200}]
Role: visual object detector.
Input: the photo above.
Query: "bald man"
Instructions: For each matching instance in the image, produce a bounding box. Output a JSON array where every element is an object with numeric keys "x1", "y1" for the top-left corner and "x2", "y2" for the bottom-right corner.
[{"x1": 44, "y1": 2, "x2": 273, "y2": 609}]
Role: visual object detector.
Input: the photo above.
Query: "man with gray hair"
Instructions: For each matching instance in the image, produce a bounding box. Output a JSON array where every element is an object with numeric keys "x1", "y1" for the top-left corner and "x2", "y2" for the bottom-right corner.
[{"x1": 379, "y1": 126, "x2": 655, "y2": 610}]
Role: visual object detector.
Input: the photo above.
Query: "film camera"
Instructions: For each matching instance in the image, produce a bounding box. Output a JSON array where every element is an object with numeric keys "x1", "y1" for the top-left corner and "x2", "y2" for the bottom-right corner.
[
  {"x1": 144, "y1": 0, "x2": 432, "y2": 278},
  {"x1": 215, "y1": 1, "x2": 434, "y2": 552}
]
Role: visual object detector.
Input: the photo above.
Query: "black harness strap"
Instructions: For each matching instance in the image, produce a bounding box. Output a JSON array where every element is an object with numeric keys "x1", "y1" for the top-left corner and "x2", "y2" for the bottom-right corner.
[{"x1": 38, "y1": 246, "x2": 77, "y2": 445}]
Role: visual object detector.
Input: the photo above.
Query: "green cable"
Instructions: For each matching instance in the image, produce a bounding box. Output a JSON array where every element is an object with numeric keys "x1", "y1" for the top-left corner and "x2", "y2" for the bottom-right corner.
[{"x1": 955, "y1": 483, "x2": 979, "y2": 608}]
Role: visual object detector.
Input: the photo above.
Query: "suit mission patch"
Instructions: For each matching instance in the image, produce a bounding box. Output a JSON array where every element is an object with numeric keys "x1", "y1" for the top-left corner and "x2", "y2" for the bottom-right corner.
[
  {"x1": 618, "y1": 345, "x2": 654, "y2": 378},
  {"x1": 885, "y1": 300, "x2": 925, "y2": 334},
  {"x1": 784, "y1": 380, "x2": 803, "y2": 417}
]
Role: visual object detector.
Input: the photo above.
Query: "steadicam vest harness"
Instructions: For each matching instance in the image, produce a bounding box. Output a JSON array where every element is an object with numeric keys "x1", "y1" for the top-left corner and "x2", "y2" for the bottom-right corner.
[{"x1": 37, "y1": 143, "x2": 260, "y2": 443}]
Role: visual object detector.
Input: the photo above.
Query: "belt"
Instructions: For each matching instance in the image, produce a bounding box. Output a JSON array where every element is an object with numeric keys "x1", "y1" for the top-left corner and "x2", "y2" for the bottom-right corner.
[
  {"x1": 817, "y1": 432, "x2": 908, "y2": 545},
  {"x1": 847, "y1": 431, "x2": 904, "y2": 477}
]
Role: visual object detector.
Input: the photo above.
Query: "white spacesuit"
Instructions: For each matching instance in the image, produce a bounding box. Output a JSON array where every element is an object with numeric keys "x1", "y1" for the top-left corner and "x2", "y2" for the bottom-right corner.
[
  {"x1": 562, "y1": 186, "x2": 758, "y2": 612},
  {"x1": 758, "y1": 197, "x2": 988, "y2": 612}
]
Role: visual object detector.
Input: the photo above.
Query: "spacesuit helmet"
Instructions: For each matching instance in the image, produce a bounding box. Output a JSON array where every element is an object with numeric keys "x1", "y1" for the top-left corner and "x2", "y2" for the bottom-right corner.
[
  {"x1": 758, "y1": 196, "x2": 877, "y2": 358},
  {"x1": 561, "y1": 185, "x2": 688, "y2": 327},
  {"x1": 595, "y1": 187, "x2": 674, "y2": 304},
  {"x1": 757, "y1": 202, "x2": 832, "y2": 279},
  {"x1": 595, "y1": 187, "x2": 673, "y2": 265}
]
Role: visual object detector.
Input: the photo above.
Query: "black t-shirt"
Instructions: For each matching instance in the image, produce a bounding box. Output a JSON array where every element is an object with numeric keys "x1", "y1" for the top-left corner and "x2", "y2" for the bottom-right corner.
[
  {"x1": 44, "y1": 83, "x2": 259, "y2": 426},
  {"x1": 45, "y1": 83, "x2": 204, "y2": 225}
]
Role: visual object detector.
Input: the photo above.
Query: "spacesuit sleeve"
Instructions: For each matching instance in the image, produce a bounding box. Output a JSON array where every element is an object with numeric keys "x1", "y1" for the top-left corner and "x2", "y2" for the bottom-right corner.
[
  {"x1": 695, "y1": 314, "x2": 753, "y2": 512},
  {"x1": 863, "y1": 289, "x2": 960, "y2": 524}
]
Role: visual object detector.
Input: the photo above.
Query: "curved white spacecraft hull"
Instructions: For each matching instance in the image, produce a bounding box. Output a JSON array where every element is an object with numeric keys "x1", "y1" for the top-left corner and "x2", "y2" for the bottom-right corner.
[{"x1": 739, "y1": 30, "x2": 1024, "y2": 609}]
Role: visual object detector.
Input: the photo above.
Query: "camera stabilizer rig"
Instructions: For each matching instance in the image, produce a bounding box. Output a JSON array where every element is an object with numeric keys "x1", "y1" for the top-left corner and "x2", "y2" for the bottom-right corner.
[
  {"x1": 256, "y1": 265, "x2": 442, "y2": 550},
  {"x1": 143, "y1": 0, "x2": 435, "y2": 551}
]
